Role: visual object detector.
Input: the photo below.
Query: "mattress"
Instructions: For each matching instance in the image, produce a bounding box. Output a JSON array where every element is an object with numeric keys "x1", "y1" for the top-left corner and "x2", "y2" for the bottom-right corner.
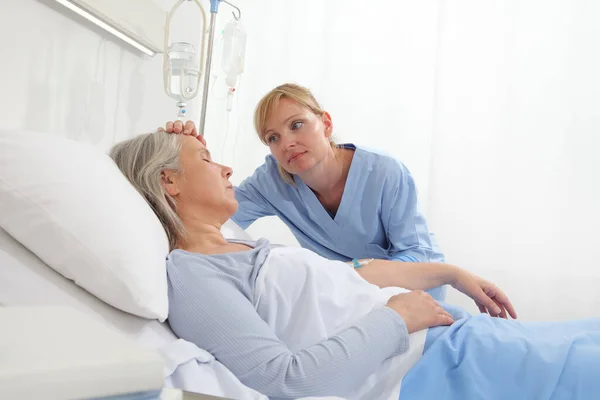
[{"x1": 0, "y1": 226, "x2": 178, "y2": 351}]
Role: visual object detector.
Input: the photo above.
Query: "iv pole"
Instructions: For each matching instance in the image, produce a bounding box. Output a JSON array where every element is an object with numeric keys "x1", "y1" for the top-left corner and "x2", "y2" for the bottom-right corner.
[
  {"x1": 198, "y1": 0, "x2": 242, "y2": 137},
  {"x1": 165, "y1": 0, "x2": 242, "y2": 134}
]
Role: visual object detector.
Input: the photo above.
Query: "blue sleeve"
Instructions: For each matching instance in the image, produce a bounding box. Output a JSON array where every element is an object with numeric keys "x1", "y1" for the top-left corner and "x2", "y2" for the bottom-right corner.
[
  {"x1": 231, "y1": 163, "x2": 276, "y2": 229},
  {"x1": 384, "y1": 161, "x2": 445, "y2": 264},
  {"x1": 392, "y1": 253, "x2": 421, "y2": 263},
  {"x1": 167, "y1": 259, "x2": 410, "y2": 399}
]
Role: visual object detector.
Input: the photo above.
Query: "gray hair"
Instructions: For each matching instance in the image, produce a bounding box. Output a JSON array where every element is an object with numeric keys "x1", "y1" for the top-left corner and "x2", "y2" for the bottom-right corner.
[{"x1": 109, "y1": 131, "x2": 184, "y2": 250}]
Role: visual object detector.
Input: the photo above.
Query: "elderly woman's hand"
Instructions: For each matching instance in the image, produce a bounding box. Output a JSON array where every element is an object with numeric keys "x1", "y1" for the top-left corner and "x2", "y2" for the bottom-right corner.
[
  {"x1": 158, "y1": 120, "x2": 206, "y2": 146},
  {"x1": 386, "y1": 290, "x2": 455, "y2": 333},
  {"x1": 451, "y1": 270, "x2": 518, "y2": 320}
]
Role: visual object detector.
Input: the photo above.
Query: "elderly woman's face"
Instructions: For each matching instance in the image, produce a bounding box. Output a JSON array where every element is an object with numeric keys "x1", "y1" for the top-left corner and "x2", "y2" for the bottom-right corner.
[{"x1": 163, "y1": 136, "x2": 237, "y2": 219}]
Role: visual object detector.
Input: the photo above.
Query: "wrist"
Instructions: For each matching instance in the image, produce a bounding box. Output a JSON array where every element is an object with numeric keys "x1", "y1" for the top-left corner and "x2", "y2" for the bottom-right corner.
[{"x1": 446, "y1": 265, "x2": 462, "y2": 286}]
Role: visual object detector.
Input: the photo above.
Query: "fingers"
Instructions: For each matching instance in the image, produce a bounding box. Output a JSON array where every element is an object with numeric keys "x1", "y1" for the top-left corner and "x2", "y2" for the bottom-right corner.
[
  {"x1": 475, "y1": 301, "x2": 487, "y2": 315},
  {"x1": 437, "y1": 310, "x2": 454, "y2": 326},
  {"x1": 442, "y1": 310, "x2": 454, "y2": 321},
  {"x1": 184, "y1": 120, "x2": 197, "y2": 136},
  {"x1": 490, "y1": 289, "x2": 517, "y2": 319},
  {"x1": 472, "y1": 285, "x2": 505, "y2": 316},
  {"x1": 160, "y1": 121, "x2": 204, "y2": 143},
  {"x1": 476, "y1": 295, "x2": 513, "y2": 320},
  {"x1": 456, "y1": 273, "x2": 502, "y2": 317},
  {"x1": 438, "y1": 315, "x2": 454, "y2": 326},
  {"x1": 492, "y1": 298, "x2": 508, "y2": 319},
  {"x1": 475, "y1": 302, "x2": 499, "y2": 318},
  {"x1": 174, "y1": 120, "x2": 185, "y2": 133},
  {"x1": 476, "y1": 301, "x2": 507, "y2": 319},
  {"x1": 434, "y1": 303, "x2": 455, "y2": 326},
  {"x1": 483, "y1": 285, "x2": 517, "y2": 319}
]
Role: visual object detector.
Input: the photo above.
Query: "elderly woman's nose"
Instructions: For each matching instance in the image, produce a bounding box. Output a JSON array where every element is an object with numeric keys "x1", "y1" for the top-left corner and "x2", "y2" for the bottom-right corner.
[{"x1": 222, "y1": 165, "x2": 233, "y2": 178}]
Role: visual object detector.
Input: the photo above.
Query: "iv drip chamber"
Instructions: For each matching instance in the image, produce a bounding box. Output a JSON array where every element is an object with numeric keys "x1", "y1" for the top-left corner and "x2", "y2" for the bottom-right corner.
[
  {"x1": 166, "y1": 42, "x2": 200, "y2": 102},
  {"x1": 221, "y1": 19, "x2": 247, "y2": 88}
]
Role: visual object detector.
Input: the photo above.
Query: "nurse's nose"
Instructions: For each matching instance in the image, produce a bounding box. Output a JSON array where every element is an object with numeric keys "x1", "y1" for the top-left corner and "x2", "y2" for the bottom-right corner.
[{"x1": 280, "y1": 132, "x2": 297, "y2": 151}]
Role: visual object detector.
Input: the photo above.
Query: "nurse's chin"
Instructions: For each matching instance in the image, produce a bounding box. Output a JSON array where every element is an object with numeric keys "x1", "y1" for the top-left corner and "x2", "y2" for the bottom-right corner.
[{"x1": 285, "y1": 158, "x2": 315, "y2": 175}]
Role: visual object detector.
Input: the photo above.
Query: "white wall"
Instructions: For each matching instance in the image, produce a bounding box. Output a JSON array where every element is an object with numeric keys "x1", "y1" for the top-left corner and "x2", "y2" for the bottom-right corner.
[
  {"x1": 429, "y1": 0, "x2": 600, "y2": 320},
  {"x1": 0, "y1": 0, "x2": 190, "y2": 153}
]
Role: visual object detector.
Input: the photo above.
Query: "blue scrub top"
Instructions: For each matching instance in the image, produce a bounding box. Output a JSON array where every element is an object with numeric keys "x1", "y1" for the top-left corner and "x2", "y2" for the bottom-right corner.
[{"x1": 232, "y1": 144, "x2": 447, "y2": 300}]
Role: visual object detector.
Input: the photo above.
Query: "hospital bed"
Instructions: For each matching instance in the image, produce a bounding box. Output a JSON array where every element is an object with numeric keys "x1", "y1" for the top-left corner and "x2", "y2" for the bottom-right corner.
[
  {"x1": 2, "y1": 127, "x2": 599, "y2": 399},
  {"x1": 0, "y1": 225, "x2": 264, "y2": 400}
]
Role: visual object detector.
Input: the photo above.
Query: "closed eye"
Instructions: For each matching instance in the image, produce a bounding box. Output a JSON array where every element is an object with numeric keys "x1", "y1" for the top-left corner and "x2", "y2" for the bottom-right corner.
[{"x1": 199, "y1": 149, "x2": 213, "y2": 162}]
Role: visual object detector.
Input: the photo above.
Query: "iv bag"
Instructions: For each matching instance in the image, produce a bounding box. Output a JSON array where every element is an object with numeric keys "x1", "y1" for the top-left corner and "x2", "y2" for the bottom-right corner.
[
  {"x1": 221, "y1": 19, "x2": 247, "y2": 88},
  {"x1": 166, "y1": 42, "x2": 200, "y2": 102}
]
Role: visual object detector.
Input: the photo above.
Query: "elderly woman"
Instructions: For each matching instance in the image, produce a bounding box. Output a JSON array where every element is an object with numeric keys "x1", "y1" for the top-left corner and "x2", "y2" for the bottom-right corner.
[{"x1": 109, "y1": 131, "x2": 600, "y2": 400}]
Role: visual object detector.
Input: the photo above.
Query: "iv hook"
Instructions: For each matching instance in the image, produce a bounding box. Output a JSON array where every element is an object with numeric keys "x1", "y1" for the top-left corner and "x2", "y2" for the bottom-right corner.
[{"x1": 222, "y1": 0, "x2": 241, "y2": 20}]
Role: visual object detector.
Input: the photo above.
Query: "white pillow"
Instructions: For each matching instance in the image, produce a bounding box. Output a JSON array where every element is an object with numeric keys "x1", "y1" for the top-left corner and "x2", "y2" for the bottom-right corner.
[{"x1": 0, "y1": 129, "x2": 170, "y2": 321}]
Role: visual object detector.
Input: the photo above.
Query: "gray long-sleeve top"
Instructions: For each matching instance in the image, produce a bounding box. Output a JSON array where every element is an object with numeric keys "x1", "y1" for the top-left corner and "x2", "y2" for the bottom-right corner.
[{"x1": 166, "y1": 239, "x2": 409, "y2": 400}]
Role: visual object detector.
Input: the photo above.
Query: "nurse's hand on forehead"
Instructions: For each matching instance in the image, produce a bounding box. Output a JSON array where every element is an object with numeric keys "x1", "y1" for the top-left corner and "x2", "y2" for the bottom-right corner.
[{"x1": 159, "y1": 120, "x2": 206, "y2": 147}]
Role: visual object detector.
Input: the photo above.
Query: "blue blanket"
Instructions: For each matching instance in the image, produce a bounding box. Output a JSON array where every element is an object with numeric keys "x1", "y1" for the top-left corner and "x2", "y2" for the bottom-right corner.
[{"x1": 400, "y1": 304, "x2": 600, "y2": 399}]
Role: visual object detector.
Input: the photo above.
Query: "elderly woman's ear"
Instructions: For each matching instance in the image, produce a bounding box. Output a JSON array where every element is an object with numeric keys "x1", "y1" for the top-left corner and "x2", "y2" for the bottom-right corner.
[{"x1": 161, "y1": 170, "x2": 180, "y2": 196}]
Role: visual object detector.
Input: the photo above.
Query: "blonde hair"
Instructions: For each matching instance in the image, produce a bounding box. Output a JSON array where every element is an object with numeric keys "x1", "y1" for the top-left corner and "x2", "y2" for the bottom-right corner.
[
  {"x1": 254, "y1": 83, "x2": 336, "y2": 185},
  {"x1": 109, "y1": 131, "x2": 184, "y2": 250}
]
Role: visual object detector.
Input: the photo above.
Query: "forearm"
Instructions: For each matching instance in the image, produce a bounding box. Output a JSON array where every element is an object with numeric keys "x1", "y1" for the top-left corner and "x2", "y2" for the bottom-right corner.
[{"x1": 356, "y1": 259, "x2": 458, "y2": 290}]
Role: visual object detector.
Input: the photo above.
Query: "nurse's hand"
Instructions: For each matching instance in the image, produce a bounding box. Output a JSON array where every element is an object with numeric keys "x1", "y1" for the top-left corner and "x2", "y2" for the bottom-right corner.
[
  {"x1": 452, "y1": 271, "x2": 518, "y2": 320},
  {"x1": 386, "y1": 291, "x2": 455, "y2": 333},
  {"x1": 158, "y1": 120, "x2": 206, "y2": 146}
]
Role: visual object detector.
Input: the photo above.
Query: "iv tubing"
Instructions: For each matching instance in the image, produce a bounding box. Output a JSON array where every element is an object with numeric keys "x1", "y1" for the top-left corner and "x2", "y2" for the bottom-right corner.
[{"x1": 198, "y1": 0, "x2": 240, "y2": 135}]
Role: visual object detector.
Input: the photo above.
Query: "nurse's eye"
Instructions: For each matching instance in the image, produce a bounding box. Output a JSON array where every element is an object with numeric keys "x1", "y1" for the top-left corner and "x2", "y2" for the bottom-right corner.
[
  {"x1": 266, "y1": 135, "x2": 279, "y2": 143},
  {"x1": 291, "y1": 121, "x2": 303, "y2": 130}
]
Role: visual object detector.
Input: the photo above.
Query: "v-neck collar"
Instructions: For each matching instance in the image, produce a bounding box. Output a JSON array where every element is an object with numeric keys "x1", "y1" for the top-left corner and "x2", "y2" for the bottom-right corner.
[{"x1": 296, "y1": 144, "x2": 361, "y2": 230}]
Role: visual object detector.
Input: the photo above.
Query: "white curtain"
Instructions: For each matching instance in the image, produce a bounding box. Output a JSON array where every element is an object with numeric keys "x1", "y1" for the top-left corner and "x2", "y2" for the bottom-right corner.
[
  {"x1": 223, "y1": 0, "x2": 600, "y2": 321},
  {"x1": 428, "y1": 0, "x2": 600, "y2": 321}
]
